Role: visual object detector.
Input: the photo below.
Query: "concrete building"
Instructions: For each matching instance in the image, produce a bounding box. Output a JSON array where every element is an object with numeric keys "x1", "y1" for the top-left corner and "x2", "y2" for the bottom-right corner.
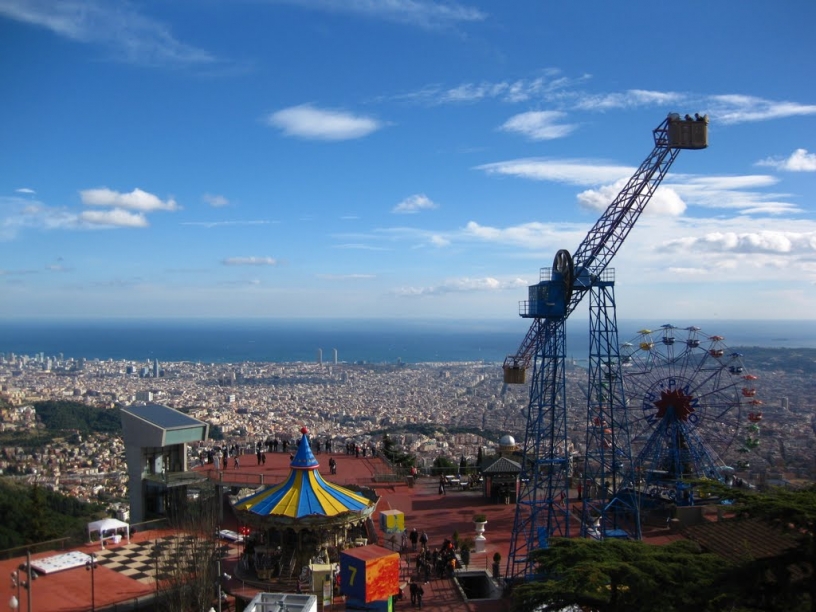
[{"x1": 120, "y1": 404, "x2": 209, "y2": 524}]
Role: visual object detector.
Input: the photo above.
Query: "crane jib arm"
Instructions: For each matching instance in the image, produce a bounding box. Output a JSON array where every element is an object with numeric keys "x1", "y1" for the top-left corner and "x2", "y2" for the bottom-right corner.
[{"x1": 503, "y1": 113, "x2": 708, "y2": 383}]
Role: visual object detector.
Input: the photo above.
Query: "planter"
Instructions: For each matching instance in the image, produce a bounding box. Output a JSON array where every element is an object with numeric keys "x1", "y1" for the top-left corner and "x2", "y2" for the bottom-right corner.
[{"x1": 474, "y1": 521, "x2": 487, "y2": 535}]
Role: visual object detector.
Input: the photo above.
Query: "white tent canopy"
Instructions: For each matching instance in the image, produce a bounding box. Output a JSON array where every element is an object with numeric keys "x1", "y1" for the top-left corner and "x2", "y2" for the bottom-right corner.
[{"x1": 87, "y1": 517, "x2": 130, "y2": 545}]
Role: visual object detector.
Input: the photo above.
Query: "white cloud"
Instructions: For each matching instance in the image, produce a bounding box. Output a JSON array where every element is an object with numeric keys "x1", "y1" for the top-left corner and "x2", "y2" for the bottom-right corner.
[
  {"x1": 182, "y1": 220, "x2": 272, "y2": 228},
  {"x1": 392, "y1": 194, "x2": 438, "y2": 214},
  {"x1": 272, "y1": 0, "x2": 486, "y2": 29},
  {"x1": 462, "y1": 220, "x2": 585, "y2": 251},
  {"x1": 0, "y1": 197, "x2": 81, "y2": 239},
  {"x1": 387, "y1": 71, "x2": 589, "y2": 106},
  {"x1": 666, "y1": 174, "x2": 802, "y2": 214},
  {"x1": 333, "y1": 243, "x2": 390, "y2": 251},
  {"x1": 757, "y1": 148, "x2": 816, "y2": 172},
  {"x1": 15, "y1": 187, "x2": 35, "y2": 194},
  {"x1": 477, "y1": 158, "x2": 633, "y2": 186},
  {"x1": 500, "y1": 111, "x2": 577, "y2": 141},
  {"x1": 80, "y1": 187, "x2": 179, "y2": 212},
  {"x1": 267, "y1": 104, "x2": 384, "y2": 141},
  {"x1": 80, "y1": 208, "x2": 148, "y2": 228},
  {"x1": 707, "y1": 94, "x2": 816, "y2": 124},
  {"x1": 430, "y1": 235, "x2": 450, "y2": 247},
  {"x1": 222, "y1": 257, "x2": 278, "y2": 266},
  {"x1": 0, "y1": 0, "x2": 216, "y2": 67},
  {"x1": 574, "y1": 89, "x2": 685, "y2": 111},
  {"x1": 316, "y1": 273, "x2": 376, "y2": 280},
  {"x1": 577, "y1": 181, "x2": 687, "y2": 216},
  {"x1": 394, "y1": 276, "x2": 528, "y2": 296},
  {"x1": 660, "y1": 230, "x2": 816, "y2": 255},
  {"x1": 203, "y1": 193, "x2": 230, "y2": 207}
]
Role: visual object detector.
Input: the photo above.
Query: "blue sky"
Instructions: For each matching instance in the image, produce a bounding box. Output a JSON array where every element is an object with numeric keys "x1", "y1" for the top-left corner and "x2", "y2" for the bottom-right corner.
[{"x1": 1, "y1": 1, "x2": 815, "y2": 325}]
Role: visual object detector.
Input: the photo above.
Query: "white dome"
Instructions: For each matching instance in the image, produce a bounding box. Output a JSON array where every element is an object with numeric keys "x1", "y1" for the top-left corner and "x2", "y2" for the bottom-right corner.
[{"x1": 499, "y1": 434, "x2": 516, "y2": 447}]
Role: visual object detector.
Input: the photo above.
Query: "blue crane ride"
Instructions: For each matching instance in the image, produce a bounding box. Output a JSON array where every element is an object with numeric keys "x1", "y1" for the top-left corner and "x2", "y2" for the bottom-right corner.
[{"x1": 503, "y1": 113, "x2": 709, "y2": 583}]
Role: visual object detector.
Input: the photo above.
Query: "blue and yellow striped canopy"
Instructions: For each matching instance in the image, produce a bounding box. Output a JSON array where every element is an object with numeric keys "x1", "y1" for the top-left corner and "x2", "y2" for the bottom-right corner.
[{"x1": 234, "y1": 428, "x2": 373, "y2": 519}]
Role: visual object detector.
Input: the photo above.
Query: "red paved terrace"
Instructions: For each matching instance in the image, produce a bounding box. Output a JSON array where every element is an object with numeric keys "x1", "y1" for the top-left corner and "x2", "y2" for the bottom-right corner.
[
  {"x1": 2, "y1": 449, "x2": 520, "y2": 611},
  {"x1": 2, "y1": 447, "x2": 697, "y2": 611}
]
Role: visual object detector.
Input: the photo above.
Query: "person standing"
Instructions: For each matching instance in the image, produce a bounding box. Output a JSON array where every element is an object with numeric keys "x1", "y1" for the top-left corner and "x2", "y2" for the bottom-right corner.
[
  {"x1": 409, "y1": 580, "x2": 417, "y2": 606},
  {"x1": 416, "y1": 582, "x2": 424, "y2": 609},
  {"x1": 410, "y1": 527, "x2": 419, "y2": 552}
]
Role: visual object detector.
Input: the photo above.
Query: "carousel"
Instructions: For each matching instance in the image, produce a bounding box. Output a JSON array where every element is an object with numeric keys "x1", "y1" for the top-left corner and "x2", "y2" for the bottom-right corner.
[{"x1": 232, "y1": 427, "x2": 379, "y2": 581}]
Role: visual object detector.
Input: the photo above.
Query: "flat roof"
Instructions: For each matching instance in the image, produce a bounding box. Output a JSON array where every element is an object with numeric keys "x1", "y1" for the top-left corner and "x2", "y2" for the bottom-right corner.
[{"x1": 122, "y1": 403, "x2": 203, "y2": 430}]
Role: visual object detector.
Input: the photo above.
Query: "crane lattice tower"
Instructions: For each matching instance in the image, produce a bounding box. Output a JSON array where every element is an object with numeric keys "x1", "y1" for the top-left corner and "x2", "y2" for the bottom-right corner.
[{"x1": 503, "y1": 113, "x2": 709, "y2": 583}]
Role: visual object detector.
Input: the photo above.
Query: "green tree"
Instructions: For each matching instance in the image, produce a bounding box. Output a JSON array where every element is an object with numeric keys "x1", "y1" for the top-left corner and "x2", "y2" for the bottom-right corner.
[
  {"x1": 433, "y1": 456, "x2": 457, "y2": 477},
  {"x1": 702, "y1": 483, "x2": 816, "y2": 612},
  {"x1": 381, "y1": 434, "x2": 415, "y2": 468},
  {"x1": 511, "y1": 538, "x2": 733, "y2": 612}
]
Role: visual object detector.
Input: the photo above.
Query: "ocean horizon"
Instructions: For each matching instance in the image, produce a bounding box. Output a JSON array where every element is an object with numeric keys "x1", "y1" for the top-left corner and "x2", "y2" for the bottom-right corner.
[{"x1": 1, "y1": 318, "x2": 814, "y2": 365}]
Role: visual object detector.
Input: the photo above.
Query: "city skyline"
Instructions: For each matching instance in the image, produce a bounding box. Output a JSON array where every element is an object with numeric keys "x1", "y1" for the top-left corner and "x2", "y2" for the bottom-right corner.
[{"x1": 1, "y1": 1, "x2": 815, "y2": 321}]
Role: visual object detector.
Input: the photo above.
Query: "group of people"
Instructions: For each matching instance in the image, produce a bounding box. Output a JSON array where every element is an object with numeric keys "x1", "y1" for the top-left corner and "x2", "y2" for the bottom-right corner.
[{"x1": 401, "y1": 526, "x2": 464, "y2": 606}]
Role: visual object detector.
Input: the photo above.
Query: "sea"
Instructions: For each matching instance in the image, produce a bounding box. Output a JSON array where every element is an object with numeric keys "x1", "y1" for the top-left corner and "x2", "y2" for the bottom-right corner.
[{"x1": 0, "y1": 319, "x2": 814, "y2": 365}]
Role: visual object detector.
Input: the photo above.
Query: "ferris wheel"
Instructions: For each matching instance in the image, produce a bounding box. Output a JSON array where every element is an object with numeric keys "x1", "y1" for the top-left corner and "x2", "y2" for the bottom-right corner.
[{"x1": 620, "y1": 325, "x2": 762, "y2": 497}]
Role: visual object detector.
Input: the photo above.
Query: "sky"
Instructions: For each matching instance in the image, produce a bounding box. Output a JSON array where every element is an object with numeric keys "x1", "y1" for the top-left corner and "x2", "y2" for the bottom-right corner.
[{"x1": 1, "y1": 0, "x2": 815, "y2": 327}]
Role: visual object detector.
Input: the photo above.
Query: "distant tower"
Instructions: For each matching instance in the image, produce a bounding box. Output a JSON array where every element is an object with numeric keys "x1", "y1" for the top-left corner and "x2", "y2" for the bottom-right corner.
[
  {"x1": 317, "y1": 348, "x2": 323, "y2": 365},
  {"x1": 153, "y1": 359, "x2": 160, "y2": 378},
  {"x1": 333, "y1": 348, "x2": 338, "y2": 364}
]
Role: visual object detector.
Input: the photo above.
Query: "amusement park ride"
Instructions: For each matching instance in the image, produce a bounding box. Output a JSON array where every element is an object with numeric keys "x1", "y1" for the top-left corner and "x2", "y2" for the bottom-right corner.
[{"x1": 503, "y1": 113, "x2": 711, "y2": 583}]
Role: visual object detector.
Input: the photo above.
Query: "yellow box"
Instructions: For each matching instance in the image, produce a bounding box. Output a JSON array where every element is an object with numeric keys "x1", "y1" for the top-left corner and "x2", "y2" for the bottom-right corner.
[{"x1": 379, "y1": 510, "x2": 404, "y2": 533}]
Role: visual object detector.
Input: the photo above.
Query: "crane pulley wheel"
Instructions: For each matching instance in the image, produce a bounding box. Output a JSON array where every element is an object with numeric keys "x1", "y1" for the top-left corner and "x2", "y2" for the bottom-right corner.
[{"x1": 553, "y1": 249, "x2": 574, "y2": 304}]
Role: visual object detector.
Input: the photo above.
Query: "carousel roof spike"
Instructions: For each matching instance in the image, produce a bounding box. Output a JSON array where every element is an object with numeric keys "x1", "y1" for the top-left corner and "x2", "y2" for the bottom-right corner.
[{"x1": 290, "y1": 427, "x2": 319, "y2": 470}]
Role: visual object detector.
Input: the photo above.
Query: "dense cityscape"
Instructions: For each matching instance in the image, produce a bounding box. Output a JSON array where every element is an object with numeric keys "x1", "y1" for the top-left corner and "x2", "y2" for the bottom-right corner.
[{"x1": 1, "y1": 347, "x2": 815, "y2": 512}]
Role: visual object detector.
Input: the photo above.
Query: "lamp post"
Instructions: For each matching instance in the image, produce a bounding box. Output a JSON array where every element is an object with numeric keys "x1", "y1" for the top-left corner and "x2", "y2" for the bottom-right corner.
[
  {"x1": 10, "y1": 552, "x2": 35, "y2": 612},
  {"x1": 85, "y1": 553, "x2": 98, "y2": 612}
]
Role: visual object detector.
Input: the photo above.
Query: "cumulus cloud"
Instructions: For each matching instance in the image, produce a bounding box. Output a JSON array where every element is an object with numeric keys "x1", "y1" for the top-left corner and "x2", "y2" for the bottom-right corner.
[
  {"x1": 267, "y1": 104, "x2": 384, "y2": 141},
  {"x1": 394, "y1": 276, "x2": 528, "y2": 296},
  {"x1": 462, "y1": 220, "x2": 585, "y2": 251},
  {"x1": 477, "y1": 158, "x2": 633, "y2": 186},
  {"x1": 392, "y1": 194, "x2": 438, "y2": 214},
  {"x1": 500, "y1": 111, "x2": 577, "y2": 141},
  {"x1": 80, "y1": 187, "x2": 179, "y2": 212},
  {"x1": 659, "y1": 230, "x2": 816, "y2": 255},
  {"x1": 757, "y1": 148, "x2": 816, "y2": 172},
  {"x1": 577, "y1": 181, "x2": 687, "y2": 216},
  {"x1": 203, "y1": 193, "x2": 230, "y2": 207},
  {"x1": 80, "y1": 208, "x2": 148, "y2": 228},
  {"x1": 222, "y1": 257, "x2": 278, "y2": 266}
]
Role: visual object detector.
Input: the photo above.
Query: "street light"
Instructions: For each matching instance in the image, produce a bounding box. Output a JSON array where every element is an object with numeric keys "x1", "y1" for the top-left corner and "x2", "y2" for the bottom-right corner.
[
  {"x1": 10, "y1": 554, "x2": 35, "y2": 612},
  {"x1": 85, "y1": 553, "x2": 98, "y2": 612}
]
